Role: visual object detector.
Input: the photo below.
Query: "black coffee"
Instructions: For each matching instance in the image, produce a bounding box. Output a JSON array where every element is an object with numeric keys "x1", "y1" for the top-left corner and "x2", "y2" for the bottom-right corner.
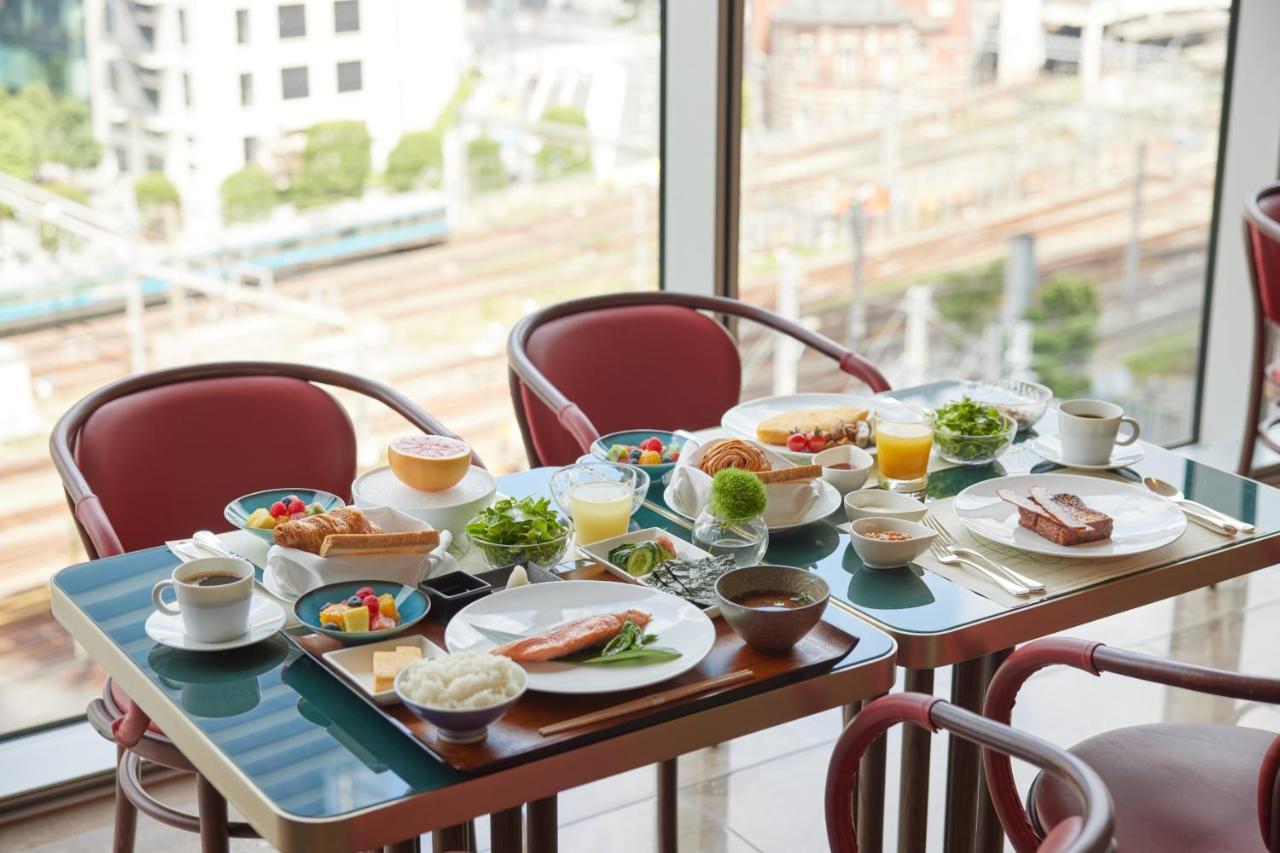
[
  {"x1": 191, "y1": 573, "x2": 241, "y2": 587},
  {"x1": 1073, "y1": 414, "x2": 1105, "y2": 419}
]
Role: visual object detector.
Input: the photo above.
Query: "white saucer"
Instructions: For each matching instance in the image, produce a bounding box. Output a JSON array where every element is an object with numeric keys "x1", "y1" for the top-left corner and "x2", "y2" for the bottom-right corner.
[
  {"x1": 1029, "y1": 435, "x2": 1144, "y2": 471},
  {"x1": 145, "y1": 595, "x2": 286, "y2": 652}
]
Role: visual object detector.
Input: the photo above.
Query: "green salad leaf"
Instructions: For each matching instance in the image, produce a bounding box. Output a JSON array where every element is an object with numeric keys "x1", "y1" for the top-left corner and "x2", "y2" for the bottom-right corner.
[{"x1": 465, "y1": 496, "x2": 570, "y2": 568}]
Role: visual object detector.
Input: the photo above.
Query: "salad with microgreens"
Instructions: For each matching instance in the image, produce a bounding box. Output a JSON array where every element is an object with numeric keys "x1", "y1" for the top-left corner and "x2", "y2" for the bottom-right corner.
[
  {"x1": 933, "y1": 397, "x2": 1016, "y2": 464},
  {"x1": 466, "y1": 496, "x2": 572, "y2": 569}
]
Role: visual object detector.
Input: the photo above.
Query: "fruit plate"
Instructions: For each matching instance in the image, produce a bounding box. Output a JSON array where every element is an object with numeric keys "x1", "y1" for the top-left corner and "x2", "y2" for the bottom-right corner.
[
  {"x1": 577, "y1": 527, "x2": 722, "y2": 617},
  {"x1": 293, "y1": 581, "x2": 430, "y2": 644},
  {"x1": 952, "y1": 473, "x2": 1186, "y2": 559},
  {"x1": 224, "y1": 488, "x2": 347, "y2": 542},
  {"x1": 588, "y1": 430, "x2": 683, "y2": 479},
  {"x1": 720, "y1": 393, "x2": 878, "y2": 463}
]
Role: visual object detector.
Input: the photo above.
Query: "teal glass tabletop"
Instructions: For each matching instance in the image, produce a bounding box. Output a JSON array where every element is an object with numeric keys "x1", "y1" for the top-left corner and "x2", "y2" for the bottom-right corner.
[{"x1": 51, "y1": 487, "x2": 893, "y2": 823}]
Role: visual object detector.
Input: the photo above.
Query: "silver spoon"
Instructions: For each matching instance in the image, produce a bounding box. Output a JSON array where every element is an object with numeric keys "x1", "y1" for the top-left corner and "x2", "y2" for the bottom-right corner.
[{"x1": 1142, "y1": 477, "x2": 1255, "y2": 535}]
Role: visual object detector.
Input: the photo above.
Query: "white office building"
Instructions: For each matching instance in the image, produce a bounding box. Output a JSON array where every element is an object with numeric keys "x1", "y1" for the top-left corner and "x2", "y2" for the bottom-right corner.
[{"x1": 83, "y1": 0, "x2": 467, "y2": 234}]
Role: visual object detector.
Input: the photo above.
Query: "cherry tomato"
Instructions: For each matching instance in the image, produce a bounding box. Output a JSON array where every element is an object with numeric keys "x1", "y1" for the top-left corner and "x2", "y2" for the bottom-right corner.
[
  {"x1": 786, "y1": 432, "x2": 809, "y2": 452},
  {"x1": 806, "y1": 433, "x2": 827, "y2": 452}
]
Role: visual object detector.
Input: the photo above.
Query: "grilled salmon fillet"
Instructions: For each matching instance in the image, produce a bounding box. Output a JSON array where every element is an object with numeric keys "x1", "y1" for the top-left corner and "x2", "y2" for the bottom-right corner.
[
  {"x1": 997, "y1": 487, "x2": 1113, "y2": 545},
  {"x1": 490, "y1": 610, "x2": 652, "y2": 662}
]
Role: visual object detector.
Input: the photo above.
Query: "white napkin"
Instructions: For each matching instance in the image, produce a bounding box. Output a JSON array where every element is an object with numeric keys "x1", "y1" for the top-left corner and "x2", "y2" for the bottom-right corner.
[
  {"x1": 264, "y1": 506, "x2": 453, "y2": 600},
  {"x1": 668, "y1": 438, "x2": 821, "y2": 526}
]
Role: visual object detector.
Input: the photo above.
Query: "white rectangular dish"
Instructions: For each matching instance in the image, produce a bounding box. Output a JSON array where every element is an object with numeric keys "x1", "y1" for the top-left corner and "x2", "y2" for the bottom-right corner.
[
  {"x1": 578, "y1": 528, "x2": 722, "y2": 617},
  {"x1": 322, "y1": 634, "x2": 446, "y2": 706}
]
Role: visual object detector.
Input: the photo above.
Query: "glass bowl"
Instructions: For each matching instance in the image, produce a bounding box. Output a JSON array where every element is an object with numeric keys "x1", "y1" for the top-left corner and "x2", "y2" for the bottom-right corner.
[
  {"x1": 933, "y1": 413, "x2": 1018, "y2": 467},
  {"x1": 965, "y1": 379, "x2": 1052, "y2": 432},
  {"x1": 549, "y1": 461, "x2": 650, "y2": 517},
  {"x1": 469, "y1": 522, "x2": 573, "y2": 571}
]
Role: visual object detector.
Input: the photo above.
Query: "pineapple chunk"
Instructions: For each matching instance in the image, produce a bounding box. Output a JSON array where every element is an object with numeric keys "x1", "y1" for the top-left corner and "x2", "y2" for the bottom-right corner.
[
  {"x1": 377, "y1": 593, "x2": 399, "y2": 621},
  {"x1": 341, "y1": 605, "x2": 370, "y2": 632},
  {"x1": 246, "y1": 508, "x2": 276, "y2": 529}
]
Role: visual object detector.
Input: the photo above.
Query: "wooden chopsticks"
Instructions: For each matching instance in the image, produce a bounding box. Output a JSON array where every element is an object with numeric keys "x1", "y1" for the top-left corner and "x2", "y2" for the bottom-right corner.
[{"x1": 538, "y1": 669, "x2": 755, "y2": 736}]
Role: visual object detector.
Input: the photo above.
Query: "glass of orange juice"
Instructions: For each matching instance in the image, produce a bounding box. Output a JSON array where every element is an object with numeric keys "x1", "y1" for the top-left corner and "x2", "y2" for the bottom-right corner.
[{"x1": 873, "y1": 404, "x2": 935, "y2": 494}]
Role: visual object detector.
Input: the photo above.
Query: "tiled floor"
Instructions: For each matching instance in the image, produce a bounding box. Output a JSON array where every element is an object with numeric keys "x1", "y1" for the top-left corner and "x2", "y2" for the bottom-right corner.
[{"x1": 4, "y1": 569, "x2": 1279, "y2": 852}]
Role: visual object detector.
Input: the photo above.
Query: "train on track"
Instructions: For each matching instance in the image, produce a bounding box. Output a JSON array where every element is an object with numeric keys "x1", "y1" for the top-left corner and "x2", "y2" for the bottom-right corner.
[{"x1": 0, "y1": 193, "x2": 449, "y2": 332}]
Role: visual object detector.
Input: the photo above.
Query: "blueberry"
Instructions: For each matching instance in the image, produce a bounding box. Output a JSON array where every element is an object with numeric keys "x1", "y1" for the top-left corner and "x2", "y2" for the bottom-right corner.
[{"x1": 345, "y1": 595, "x2": 362, "y2": 607}]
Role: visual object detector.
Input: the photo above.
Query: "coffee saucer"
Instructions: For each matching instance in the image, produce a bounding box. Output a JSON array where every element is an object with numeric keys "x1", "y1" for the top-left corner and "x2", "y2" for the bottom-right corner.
[
  {"x1": 146, "y1": 594, "x2": 286, "y2": 652},
  {"x1": 1029, "y1": 435, "x2": 1144, "y2": 471}
]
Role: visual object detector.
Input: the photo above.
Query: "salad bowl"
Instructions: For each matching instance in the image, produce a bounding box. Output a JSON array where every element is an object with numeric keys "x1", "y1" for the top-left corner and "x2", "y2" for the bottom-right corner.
[{"x1": 466, "y1": 496, "x2": 574, "y2": 570}]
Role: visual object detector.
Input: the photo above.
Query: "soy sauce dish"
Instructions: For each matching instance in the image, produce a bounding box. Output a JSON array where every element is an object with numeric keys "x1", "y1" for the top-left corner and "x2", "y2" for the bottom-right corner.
[{"x1": 715, "y1": 566, "x2": 829, "y2": 654}]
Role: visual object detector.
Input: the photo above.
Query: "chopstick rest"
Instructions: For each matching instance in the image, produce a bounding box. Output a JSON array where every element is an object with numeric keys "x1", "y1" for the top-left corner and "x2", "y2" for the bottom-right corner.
[{"x1": 538, "y1": 669, "x2": 754, "y2": 736}]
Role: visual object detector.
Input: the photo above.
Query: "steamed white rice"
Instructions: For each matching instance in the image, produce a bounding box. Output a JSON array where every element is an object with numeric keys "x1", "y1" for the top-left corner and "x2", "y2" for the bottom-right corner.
[{"x1": 397, "y1": 653, "x2": 526, "y2": 710}]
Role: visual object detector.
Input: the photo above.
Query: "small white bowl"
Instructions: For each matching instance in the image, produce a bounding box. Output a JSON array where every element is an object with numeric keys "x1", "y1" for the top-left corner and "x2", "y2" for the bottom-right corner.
[
  {"x1": 849, "y1": 518, "x2": 937, "y2": 569},
  {"x1": 812, "y1": 445, "x2": 874, "y2": 494},
  {"x1": 844, "y1": 489, "x2": 927, "y2": 524}
]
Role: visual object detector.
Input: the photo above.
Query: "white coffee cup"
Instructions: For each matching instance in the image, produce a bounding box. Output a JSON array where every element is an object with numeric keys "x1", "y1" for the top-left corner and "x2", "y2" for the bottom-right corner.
[
  {"x1": 1057, "y1": 399, "x2": 1140, "y2": 465},
  {"x1": 152, "y1": 557, "x2": 254, "y2": 643}
]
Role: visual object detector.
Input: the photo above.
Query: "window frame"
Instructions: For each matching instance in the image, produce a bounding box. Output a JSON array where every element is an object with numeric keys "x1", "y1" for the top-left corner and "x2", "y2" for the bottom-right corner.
[
  {"x1": 280, "y1": 65, "x2": 309, "y2": 100},
  {"x1": 334, "y1": 0, "x2": 360, "y2": 34},
  {"x1": 277, "y1": 3, "x2": 306, "y2": 39},
  {"x1": 336, "y1": 59, "x2": 362, "y2": 93},
  {"x1": 236, "y1": 8, "x2": 250, "y2": 44}
]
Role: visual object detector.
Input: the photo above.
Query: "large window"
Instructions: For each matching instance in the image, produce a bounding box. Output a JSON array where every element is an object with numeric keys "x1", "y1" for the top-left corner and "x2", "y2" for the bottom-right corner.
[
  {"x1": 738, "y1": 0, "x2": 1229, "y2": 446},
  {"x1": 0, "y1": 1, "x2": 659, "y2": 739}
]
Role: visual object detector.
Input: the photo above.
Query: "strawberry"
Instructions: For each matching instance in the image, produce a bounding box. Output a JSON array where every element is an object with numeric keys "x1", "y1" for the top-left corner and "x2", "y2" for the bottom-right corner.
[
  {"x1": 269, "y1": 501, "x2": 287, "y2": 517},
  {"x1": 355, "y1": 586, "x2": 374, "y2": 599}
]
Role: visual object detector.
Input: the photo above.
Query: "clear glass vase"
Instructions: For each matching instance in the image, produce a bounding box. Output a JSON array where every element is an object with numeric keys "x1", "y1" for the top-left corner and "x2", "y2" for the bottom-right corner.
[{"x1": 691, "y1": 508, "x2": 769, "y2": 568}]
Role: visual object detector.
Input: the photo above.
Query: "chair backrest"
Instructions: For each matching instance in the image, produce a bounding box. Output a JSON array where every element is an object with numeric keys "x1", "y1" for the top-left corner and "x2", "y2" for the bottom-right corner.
[
  {"x1": 825, "y1": 693, "x2": 1114, "y2": 853},
  {"x1": 507, "y1": 292, "x2": 891, "y2": 467},
  {"x1": 1245, "y1": 182, "x2": 1280, "y2": 327},
  {"x1": 51, "y1": 361, "x2": 474, "y2": 558}
]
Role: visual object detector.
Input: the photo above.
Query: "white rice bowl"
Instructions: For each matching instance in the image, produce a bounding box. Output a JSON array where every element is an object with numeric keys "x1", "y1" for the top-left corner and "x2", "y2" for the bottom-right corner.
[{"x1": 396, "y1": 653, "x2": 526, "y2": 710}]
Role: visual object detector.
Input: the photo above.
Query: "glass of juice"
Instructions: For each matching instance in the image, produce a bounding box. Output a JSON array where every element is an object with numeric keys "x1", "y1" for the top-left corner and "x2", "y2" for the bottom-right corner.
[
  {"x1": 873, "y1": 404, "x2": 935, "y2": 495},
  {"x1": 549, "y1": 462, "x2": 649, "y2": 545}
]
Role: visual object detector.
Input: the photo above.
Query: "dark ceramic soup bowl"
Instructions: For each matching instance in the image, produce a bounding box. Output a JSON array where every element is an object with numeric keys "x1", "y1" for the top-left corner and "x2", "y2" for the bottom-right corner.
[{"x1": 714, "y1": 565, "x2": 830, "y2": 654}]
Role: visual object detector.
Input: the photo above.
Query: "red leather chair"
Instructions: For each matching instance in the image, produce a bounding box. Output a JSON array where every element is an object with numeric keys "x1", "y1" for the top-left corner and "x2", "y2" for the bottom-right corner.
[
  {"x1": 984, "y1": 638, "x2": 1280, "y2": 853},
  {"x1": 827, "y1": 693, "x2": 1114, "y2": 853},
  {"x1": 50, "y1": 361, "x2": 475, "y2": 853},
  {"x1": 1240, "y1": 181, "x2": 1280, "y2": 476},
  {"x1": 507, "y1": 291, "x2": 891, "y2": 466}
]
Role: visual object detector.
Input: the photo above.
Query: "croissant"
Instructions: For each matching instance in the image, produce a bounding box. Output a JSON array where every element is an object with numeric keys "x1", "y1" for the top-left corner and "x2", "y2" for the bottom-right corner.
[
  {"x1": 698, "y1": 439, "x2": 771, "y2": 475},
  {"x1": 273, "y1": 507, "x2": 380, "y2": 554}
]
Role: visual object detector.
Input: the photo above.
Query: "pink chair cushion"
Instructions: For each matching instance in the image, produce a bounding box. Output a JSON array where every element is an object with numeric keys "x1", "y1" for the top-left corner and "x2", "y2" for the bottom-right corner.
[
  {"x1": 1033, "y1": 723, "x2": 1276, "y2": 853},
  {"x1": 74, "y1": 376, "x2": 357, "y2": 553},
  {"x1": 519, "y1": 304, "x2": 742, "y2": 465}
]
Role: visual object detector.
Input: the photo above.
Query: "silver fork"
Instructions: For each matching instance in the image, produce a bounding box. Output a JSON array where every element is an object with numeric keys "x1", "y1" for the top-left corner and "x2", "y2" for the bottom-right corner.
[
  {"x1": 923, "y1": 517, "x2": 1046, "y2": 593},
  {"x1": 924, "y1": 529, "x2": 1032, "y2": 597}
]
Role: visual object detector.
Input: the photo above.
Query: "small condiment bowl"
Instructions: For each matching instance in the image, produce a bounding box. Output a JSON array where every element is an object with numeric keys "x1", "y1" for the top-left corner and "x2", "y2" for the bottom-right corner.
[
  {"x1": 812, "y1": 445, "x2": 874, "y2": 495},
  {"x1": 849, "y1": 518, "x2": 937, "y2": 569},
  {"x1": 844, "y1": 489, "x2": 927, "y2": 524},
  {"x1": 715, "y1": 565, "x2": 830, "y2": 654},
  {"x1": 394, "y1": 656, "x2": 528, "y2": 744}
]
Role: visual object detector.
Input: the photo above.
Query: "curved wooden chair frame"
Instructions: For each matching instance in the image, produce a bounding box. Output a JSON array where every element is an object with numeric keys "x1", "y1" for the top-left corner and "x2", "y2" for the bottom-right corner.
[
  {"x1": 826, "y1": 693, "x2": 1114, "y2": 853},
  {"x1": 1241, "y1": 180, "x2": 1280, "y2": 476}
]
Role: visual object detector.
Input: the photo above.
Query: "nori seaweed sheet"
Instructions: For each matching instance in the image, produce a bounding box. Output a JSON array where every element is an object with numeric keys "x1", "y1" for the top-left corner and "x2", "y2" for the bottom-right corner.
[{"x1": 644, "y1": 555, "x2": 737, "y2": 607}]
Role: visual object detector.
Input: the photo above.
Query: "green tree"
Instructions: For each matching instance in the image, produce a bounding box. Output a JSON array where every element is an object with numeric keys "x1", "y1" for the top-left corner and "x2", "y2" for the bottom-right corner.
[
  {"x1": 6, "y1": 83, "x2": 100, "y2": 169},
  {"x1": 291, "y1": 120, "x2": 371, "y2": 207},
  {"x1": 1028, "y1": 273, "x2": 1100, "y2": 398},
  {"x1": 935, "y1": 260, "x2": 1004, "y2": 334},
  {"x1": 134, "y1": 172, "x2": 180, "y2": 210},
  {"x1": 467, "y1": 134, "x2": 507, "y2": 193},
  {"x1": 0, "y1": 112, "x2": 37, "y2": 180},
  {"x1": 385, "y1": 130, "x2": 442, "y2": 192},
  {"x1": 534, "y1": 105, "x2": 591, "y2": 181},
  {"x1": 220, "y1": 165, "x2": 276, "y2": 224}
]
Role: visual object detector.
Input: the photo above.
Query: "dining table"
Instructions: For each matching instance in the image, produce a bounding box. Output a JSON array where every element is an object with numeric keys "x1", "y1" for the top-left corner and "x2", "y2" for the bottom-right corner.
[
  {"x1": 48, "y1": 471, "x2": 897, "y2": 852},
  {"x1": 665, "y1": 380, "x2": 1280, "y2": 853}
]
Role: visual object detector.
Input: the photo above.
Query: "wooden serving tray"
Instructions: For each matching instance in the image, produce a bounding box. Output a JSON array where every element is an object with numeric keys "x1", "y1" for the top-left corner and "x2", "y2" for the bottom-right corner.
[{"x1": 290, "y1": 563, "x2": 858, "y2": 773}]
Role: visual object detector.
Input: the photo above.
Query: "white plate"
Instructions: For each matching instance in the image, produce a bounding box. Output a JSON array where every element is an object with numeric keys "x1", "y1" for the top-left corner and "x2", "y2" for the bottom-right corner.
[
  {"x1": 578, "y1": 528, "x2": 721, "y2": 617},
  {"x1": 444, "y1": 580, "x2": 715, "y2": 695},
  {"x1": 323, "y1": 634, "x2": 447, "y2": 706},
  {"x1": 1028, "y1": 436, "x2": 1145, "y2": 471},
  {"x1": 953, "y1": 473, "x2": 1186, "y2": 559},
  {"x1": 145, "y1": 594, "x2": 286, "y2": 652},
  {"x1": 721, "y1": 392, "x2": 877, "y2": 463},
  {"x1": 662, "y1": 476, "x2": 843, "y2": 531}
]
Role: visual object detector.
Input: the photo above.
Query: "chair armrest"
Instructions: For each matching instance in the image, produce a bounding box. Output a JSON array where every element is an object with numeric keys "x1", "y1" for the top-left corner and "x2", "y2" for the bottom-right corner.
[{"x1": 74, "y1": 494, "x2": 124, "y2": 558}]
